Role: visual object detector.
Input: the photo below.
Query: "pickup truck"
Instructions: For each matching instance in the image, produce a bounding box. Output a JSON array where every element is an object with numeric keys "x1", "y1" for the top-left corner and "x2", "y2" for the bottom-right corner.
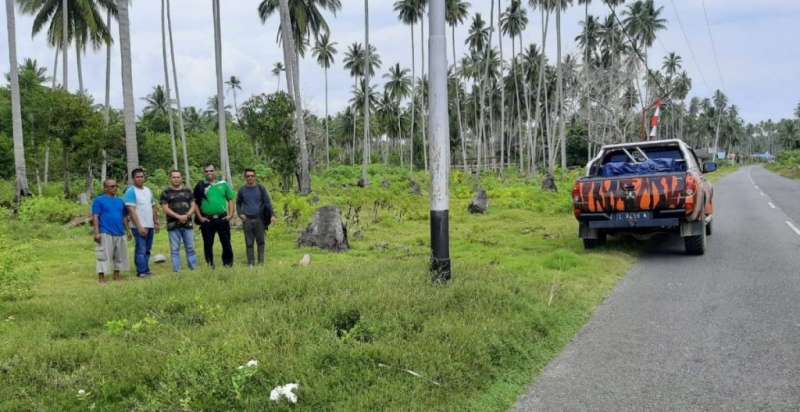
[{"x1": 572, "y1": 139, "x2": 717, "y2": 255}]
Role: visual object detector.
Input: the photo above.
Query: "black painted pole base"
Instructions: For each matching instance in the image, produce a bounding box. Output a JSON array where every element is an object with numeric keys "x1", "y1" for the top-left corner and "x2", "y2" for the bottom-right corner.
[{"x1": 430, "y1": 210, "x2": 451, "y2": 283}]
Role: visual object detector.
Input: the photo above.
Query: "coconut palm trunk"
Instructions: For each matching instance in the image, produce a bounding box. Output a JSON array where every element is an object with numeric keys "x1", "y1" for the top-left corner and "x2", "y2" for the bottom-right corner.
[
  {"x1": 62, "y1": 0, "x2": 68, "y2": 90},
  {"x1": 497, "y1": 0, "x2": 505, "y2": 171},
  {"x1": 161, "y1": 0, "x2": 178, "y2": 170},
  {"x1": 52, "y1": 47, "x2": 59, "y2": 88},
  {"x1": 166, "y1": 0, "x2": 191, "y2": 184},
  {"x1": 102, "y1": 9, "x2": 111, "y2": 182},
  {"x1": 409, "y1": 23, "x2": 416, "y2": 171},
  {"x1": 362, "y1": 0, "x2": 371, "y2": 186},
  {"x1": 556, "y1": 5, "x2": 566, "y2": 171},
  {"x1": 212, "y1": 0, "x2": 231, "y2": 183},
  {"x1": 477, "y1": 0, "x2": 496, "y2": 174},
  {"x1": 452, "y1": 26, "x2": 467, "y2": 172},
  {"x1": 324, "y1": 67, "x2": 330, "y2": 168},
  {"x1": 118, "y1": 0, "x2": 139, "y2": 180},
  {"x1": 76, "y1": 42, "x2": 84, "y2": 93},
  {"x1": 420, "y1": 11, "x2": 428, "y2": 172},
  {"x1": 6, "y1": 0, "x2": 30, "y2": 200},
  {"x1": 278, "y1": 0, "x2": 311, "y2": 194}
]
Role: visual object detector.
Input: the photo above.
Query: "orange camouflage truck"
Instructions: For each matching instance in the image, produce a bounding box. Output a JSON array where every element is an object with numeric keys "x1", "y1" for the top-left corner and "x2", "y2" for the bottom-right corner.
[{"x1": 572, "y1": 139, "x2": 717, "y2": 255}]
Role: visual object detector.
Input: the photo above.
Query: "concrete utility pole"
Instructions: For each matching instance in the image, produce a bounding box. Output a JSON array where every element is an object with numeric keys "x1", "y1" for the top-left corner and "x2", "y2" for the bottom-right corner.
[
  {"x1": 362, "y1": 0, "x2": 371, "y2": 186},
  {"x1": 428, "y1": 0, "x2": 451, "y2": 282}
]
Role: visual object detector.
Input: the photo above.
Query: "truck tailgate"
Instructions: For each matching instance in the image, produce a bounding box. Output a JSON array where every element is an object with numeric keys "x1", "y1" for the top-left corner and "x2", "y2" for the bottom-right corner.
[{"x1": 574, "y1": 173, "x2": 687, "y2": 214}]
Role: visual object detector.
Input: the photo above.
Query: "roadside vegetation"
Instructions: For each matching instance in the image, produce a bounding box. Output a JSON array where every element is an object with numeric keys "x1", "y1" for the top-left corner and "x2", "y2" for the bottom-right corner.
[
  {"x1": 0, "y1": 167, "x2": 633, "y2": 411},
  {"x1": 767, "y1": 150, "x2": 800, "y2": 180}
]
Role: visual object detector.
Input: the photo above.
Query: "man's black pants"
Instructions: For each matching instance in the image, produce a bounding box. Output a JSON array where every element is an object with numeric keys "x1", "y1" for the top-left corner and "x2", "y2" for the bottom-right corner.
[{"x1": 200, "y1": 217, "x2": 233, "y2": 267}]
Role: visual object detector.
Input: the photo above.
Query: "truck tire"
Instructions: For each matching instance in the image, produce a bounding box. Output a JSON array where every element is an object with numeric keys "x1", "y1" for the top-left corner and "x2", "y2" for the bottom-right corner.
[
  {"x1": 583, "y1": 233, "x2": 607, "y2": 250},
  {"x1": 684, "y1": 221, "x2": 707, "y2": 255},
  {"x1": 705, "y1": 220, "x2": 713, "y2": 236}
]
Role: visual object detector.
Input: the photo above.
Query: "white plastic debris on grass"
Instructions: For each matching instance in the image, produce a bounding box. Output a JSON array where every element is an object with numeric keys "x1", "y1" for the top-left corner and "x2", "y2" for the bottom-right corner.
[
  {"x1": 270, "y1": 383, "x2": 299, "y2": 404},
  {"x1": 237, "y1": 359, "x2": 259, "y2": 370}
]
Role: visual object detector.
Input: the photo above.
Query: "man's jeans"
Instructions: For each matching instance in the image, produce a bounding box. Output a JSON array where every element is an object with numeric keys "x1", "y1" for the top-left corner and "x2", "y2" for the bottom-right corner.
[
  {"x1": 243, "y1": 217, "x2": 266, "y2": 265},
  {"x1": 200, "y1": 217, "x2": 233, "y2": 267},
  {"x1": 132, "y1": 228, "x2": 154, "y2": 275},
  {"x1": 168, "y1": 228, "x2": 198, "y2": 272}
]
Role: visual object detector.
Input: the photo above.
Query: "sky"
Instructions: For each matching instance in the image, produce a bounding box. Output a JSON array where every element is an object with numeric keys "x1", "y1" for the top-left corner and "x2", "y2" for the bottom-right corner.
[{"x1": 2, "y1": 0, "x2": 799, "y2": 124}]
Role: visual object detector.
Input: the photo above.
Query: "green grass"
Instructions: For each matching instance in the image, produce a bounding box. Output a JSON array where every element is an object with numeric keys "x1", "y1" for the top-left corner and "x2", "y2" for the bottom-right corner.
[
  {"x1": 766, "y1": 150, "x2": 800, "y2": 180},
  {"x1": 0, "y1": 167, "x2": 633, "y2": 411}
]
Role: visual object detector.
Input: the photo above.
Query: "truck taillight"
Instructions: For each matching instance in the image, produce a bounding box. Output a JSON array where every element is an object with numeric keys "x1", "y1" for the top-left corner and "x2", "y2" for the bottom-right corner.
[
  {"x1": 685, "y1": 175, "x2": 697, "y2": 215},
  {"x1": 572, "y1": 183, "x2": 582, "y2": 218}
]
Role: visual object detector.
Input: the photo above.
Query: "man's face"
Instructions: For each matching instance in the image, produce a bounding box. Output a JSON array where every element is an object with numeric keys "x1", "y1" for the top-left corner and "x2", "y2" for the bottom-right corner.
[
  {"x1": 133, "y1": 172, "x2": 146, "y2": 187},
  {"x1": 170, "y1": 173, "x2": 183, "y2": 187},
  {"x1": 245, "y1": 171, "x2": 256, "y2": 185},
  {"x1": 104, "y1": 180, "x2": 118, "y2": 196},
  {"x1": 204, "y1": 167, "x2": 217, "y2": 182}
]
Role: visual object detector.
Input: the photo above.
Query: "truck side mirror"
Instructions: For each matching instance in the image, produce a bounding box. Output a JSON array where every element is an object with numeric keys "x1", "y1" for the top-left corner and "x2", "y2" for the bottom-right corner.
[{"x1": 703, "y1": 162, "x2": 718, "y2": 173}]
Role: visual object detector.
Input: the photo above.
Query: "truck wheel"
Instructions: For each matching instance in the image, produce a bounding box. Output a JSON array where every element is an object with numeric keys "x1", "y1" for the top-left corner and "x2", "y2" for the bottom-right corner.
[
  {"x1": 684, "y1": 222, "x2": 707, "y2": 255},
  {"x1": 705, "y1": 220, "x2": 713, "y2": 236},
  {"x1": 583, "y1": 233, "x2": 607, "y2": 250}
]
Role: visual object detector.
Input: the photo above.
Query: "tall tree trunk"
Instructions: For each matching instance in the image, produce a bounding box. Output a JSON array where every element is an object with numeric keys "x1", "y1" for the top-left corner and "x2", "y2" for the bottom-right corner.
[
  {"x1": 361, "y1": 0, "x2": 371, "y2": 186},
  {"x1": 409, "y1": 24, "x2": 416, "y2": 171},
  {"x1": 212, "y1": 0, "x2": 231, "y2": 183},
  {"x1": 6, "y1": 0, "x2": 30, "y2": 201},
  {"x1": 44, "y1": 142, "x2": 50, "y2": 185},
  {"x1": 161, "y1": 0, "x2": 178, "y2": 170},
  {"x1": 104, "y1": 9, "x2": 112, "y2": 124},
  {"x1": 167, "y1": 0, "x2": 191, "y2": 185},
  {"x1": 498, "y1": 0, "x2": 505, "y2": 171},
  {"x1": 477, "y1": 0, "x2": 496, "y2": 174},
  {"x1": 278, "y1": 0, "x2": 311, "y2": 194},
  {"x1": 521, "y1": 33, "x2": 534, "y2": 175},
  {"x1": 52, "y1": 47, "x2": 59, "y2": 88},
  {"x1": 420, "y1": 12, "x2": 428, "y2": 172},
  {"x1": 511, "y1": 37, "x2": 524, "y2": 173},
  {"x1": 535, "y1": 9, "x2": 550, "y2": 174},
  {"x1": 62, "y1": 0, "x2": 68, "y2": 90},
  {"x1": 118, "y1": 0, "x2": 139, "y2": 181},
  {"x1": 324, "y1": 67, "x2": 330, "y2": 168},
  {"x1": 76, "y1": 42, "x2": 84, "y2": 93},
  {"x1": 452, "y1": 25, "x2": 467, "y2": 173},
  {"x1": 556, "y1": 6, "x2": 566, "y2": 172}
]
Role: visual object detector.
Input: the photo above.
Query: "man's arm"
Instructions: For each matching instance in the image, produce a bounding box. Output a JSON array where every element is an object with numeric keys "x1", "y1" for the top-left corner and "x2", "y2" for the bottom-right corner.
[
  {"x1": 92, "y1": 215, "x2": 101, "y2": 243},
  {"x1": 124, "y1": 215, "x2": 132, "y2": 240},
  {"x1": 152, "y1": 204, "x2": 160, "y2": 232}
]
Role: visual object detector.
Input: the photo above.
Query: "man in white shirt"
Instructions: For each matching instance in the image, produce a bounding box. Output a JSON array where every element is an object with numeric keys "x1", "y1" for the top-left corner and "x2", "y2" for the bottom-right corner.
[{"x1": 124, "y1": 168, "x2": 160, "y2": 278}]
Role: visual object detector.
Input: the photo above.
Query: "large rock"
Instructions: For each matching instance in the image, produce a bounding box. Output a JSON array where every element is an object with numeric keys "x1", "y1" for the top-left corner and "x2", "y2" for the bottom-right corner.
[
  {"x1": 468, "y1": 189, "x2": 489, "y2": 214},
  {"x1": 409, "y1": 180, "x2": 422, "y2": 196},
  {"x1": 298, "y1": 206, "x2": 350, "y2": 252}
]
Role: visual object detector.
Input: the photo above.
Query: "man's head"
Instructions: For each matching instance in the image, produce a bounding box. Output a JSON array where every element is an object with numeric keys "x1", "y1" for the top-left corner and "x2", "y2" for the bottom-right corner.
[
  {"x1": 103, "y1": 179, "x2": 118, "y2": 196},
  {"x1": 131, "y1": 167, "x2": 146, "y2": 188},
  {"x1": 169, "y1": 170, "x2": 183, "y2": 188},
  {"x1": 244, "y1": 168, "x2": 257, "y2": 186},
  {"x1": 204, "y1": 164, "x2": 217, "y2": 182}
]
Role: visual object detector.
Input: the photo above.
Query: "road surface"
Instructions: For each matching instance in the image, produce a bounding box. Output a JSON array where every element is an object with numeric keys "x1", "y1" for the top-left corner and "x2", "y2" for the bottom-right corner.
[{"x1": 513, "y1": 166, "x2": 800, "y2": 411}]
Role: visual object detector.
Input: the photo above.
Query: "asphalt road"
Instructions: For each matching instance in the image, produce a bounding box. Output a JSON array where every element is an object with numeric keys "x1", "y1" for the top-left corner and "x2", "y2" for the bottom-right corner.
[{"x1": 512, "y1": 166, "x2": 800, "y2": 411}]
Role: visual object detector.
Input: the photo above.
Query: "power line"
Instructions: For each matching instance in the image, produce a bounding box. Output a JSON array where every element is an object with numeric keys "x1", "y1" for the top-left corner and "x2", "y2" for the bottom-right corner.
[
  {"x1": 667, "y1": 0, "x2": 711, "y2": 91},
  {"x1": 700, "y1": 0, "x2": 726, "y2": 91}
]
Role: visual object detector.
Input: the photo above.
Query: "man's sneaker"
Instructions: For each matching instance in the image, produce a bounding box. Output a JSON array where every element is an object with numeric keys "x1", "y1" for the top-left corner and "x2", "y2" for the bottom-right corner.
[{"x1": 137, "y1": 273, "x2": 152, "y2": 279}]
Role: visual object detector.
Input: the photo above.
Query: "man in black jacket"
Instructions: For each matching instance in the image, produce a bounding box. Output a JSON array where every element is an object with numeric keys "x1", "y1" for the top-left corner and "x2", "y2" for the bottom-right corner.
[{"x1": 236, "y1": 168, "x2": 277, "y2": 267}]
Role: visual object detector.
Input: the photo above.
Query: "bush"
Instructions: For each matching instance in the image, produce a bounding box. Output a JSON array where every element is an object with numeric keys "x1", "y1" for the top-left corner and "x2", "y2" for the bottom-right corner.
[{"x1": 18, "y1": 196, "x2": 86, "y2": 224}]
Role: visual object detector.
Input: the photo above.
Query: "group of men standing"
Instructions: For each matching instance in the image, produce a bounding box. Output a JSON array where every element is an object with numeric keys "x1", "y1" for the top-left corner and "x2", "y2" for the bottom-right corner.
[{"x1": 91, "y1": 165, "x2": 275, "y2": 283}]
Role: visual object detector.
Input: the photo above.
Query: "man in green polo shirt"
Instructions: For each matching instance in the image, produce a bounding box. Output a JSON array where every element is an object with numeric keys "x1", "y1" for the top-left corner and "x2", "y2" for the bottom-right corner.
[{"x1": 194, "y1": 164, "x2": 236, "y2": 268}]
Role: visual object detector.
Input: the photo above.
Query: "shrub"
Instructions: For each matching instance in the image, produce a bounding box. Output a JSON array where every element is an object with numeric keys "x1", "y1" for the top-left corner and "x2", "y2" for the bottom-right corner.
[{"x1": 18, "y1": 196, "x2": 86, "y2": 224}]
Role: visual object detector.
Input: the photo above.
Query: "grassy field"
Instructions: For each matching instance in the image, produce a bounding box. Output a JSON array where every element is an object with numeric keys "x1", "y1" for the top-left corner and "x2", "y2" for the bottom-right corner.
[
  {"x1": 0, "y1": 166, "x2": 636, "y2": 411},
  {"x1": 766, "y1": 150, "x2": 800, "y2": 180}
]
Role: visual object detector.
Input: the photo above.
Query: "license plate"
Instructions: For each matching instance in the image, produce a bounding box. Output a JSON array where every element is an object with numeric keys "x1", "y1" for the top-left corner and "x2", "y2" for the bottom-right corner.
[{"x1": 612, "y1": 212, "x2": 652, "y2": 221}]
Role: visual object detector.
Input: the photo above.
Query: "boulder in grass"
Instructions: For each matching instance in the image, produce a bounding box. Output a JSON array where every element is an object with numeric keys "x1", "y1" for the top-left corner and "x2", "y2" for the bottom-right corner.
[
  {"x1": 468, "y1": 189, "x2": 489, "y2": 214},
  {"x1": 357, "y1": 178, "x2": 370, "y2": 188},
  {"x1": 298, "y1": 206, "x2": 350, "y2": 252},
  {"x1": 409, "y1": 180, "x2": 422, "y2": 196},
  {"x1": 541, "y1": 173, "x2": 558, "y2": 192},
  {"x1": 381, "y1": 180, "x2": 391, "y2": 189},
  {"x1": 153, "y1": 254, "x2": 167, "y2": 264}
]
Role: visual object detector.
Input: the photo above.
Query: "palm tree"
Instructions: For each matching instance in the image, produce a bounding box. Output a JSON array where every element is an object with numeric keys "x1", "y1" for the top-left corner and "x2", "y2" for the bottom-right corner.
[
  {"x1": 143, "y1": 85, "x2": 170, "y2": 116},
  {"x1": 117, "y1": 0, "x2": 138, "y2": 180},
  {"x1": 19, "y1": 0, "x2": 116, "y2": 92},
  {"x1": 501, "y1": 0, "x2": 528, "y2": 171},
  {"x1": 312, "y1": 33, "x2": 337, "y2": 168},
  {"x1": 344, "y1": 42, "x2": 381, "y2": 166},
  {"x1": 554, "y1": 0, "x2": 573, "y2": 171},
  {"x1": 257, "y1": 0, "x2": 342, "y2": 56},
  {"x1": 384, "y1": 63, "x2": 412, "y2": 166},
  {"x1": 6, "y1": 58, "x2": 49, "y2": 89},
  {"x1": 446, "y1": 0, "x2": 470, "y2": 172},
  {"x1": 212, "y1": 0, "x2": 231, "y2": 182},
  {"x1": 394, "y1": 0, "x2": 422, "y2": 171},
  {"x1": 6, "y1": 0, "x2": 30, "y2": 200},
  {"x1": 272, "y1": 62, "x2": 285, "y2": 91},
  {"x1": 166, "y1": 0, "x2": 191, "y2": 184},
  {"x1": 277, "y1": 0, "x2": 311, "y2": 194},
  {"x1": 225, "y1": 75, "x2": 242, "y2": 119}
]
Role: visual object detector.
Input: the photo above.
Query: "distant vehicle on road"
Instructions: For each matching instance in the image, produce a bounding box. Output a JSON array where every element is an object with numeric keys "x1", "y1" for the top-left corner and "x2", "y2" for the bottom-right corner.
[{"x1": 572, "y1": 139, "x2": 717, "y2": 255}]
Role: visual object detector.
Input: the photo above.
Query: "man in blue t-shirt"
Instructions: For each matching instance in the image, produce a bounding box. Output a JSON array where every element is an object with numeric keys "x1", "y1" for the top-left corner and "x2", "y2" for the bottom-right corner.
[{"x1": 92, "y1": 179, "x2": 132, "y2": 283}]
